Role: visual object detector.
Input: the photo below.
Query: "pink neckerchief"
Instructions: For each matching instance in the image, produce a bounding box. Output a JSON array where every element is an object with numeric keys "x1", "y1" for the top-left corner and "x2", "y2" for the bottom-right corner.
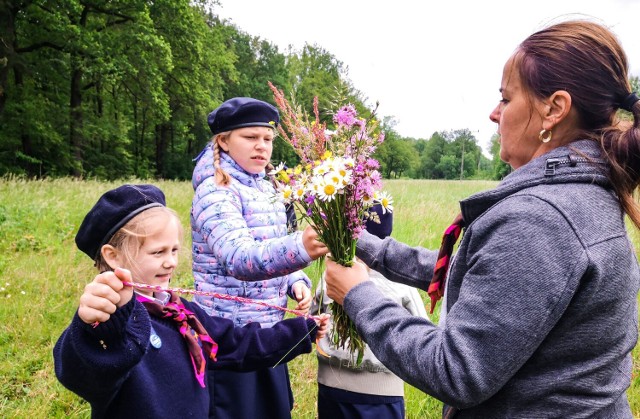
[{"x1": 137, "y1": 292, "x2": 218, "y2": 388}]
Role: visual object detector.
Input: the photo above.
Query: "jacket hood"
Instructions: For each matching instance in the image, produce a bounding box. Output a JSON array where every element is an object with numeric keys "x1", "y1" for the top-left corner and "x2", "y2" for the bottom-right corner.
[{"x1": 461, "y1": 139, "x2": 610, "y2": 224}]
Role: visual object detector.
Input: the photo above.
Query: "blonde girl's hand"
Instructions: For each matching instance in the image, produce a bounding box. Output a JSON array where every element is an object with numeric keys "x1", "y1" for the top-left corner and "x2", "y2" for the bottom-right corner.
[
  {"x1": 292, "y1": 282, "x2": 312, "y2": 313},
  {"x1": 302, "y1": 225, "x2": 329, "y2": 260},
  {"x1": 324, "y1": 258, "x2": 369, "y2": 305},
  {"x1": 78, "y1": 268, "x2": 134, "y2": 325},
  {"x1": 314, "y1": 313, "x2": 331, "y2": 340}
]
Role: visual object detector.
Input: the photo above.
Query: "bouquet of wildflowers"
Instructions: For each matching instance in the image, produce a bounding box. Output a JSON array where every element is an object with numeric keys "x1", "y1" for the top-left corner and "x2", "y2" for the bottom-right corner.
[{"x1": 268, "y1": 82, "x2": 393, "y2": 364}]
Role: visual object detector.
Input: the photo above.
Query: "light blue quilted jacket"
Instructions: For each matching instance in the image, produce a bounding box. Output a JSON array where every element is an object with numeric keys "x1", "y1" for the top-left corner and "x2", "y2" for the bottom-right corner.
[{"x1": 191, "y1": 146, "x2": 312, "y2": 327}]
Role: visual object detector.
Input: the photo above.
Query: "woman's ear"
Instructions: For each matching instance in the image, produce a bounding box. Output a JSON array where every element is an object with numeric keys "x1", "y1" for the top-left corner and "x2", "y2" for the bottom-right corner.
[
  {"x1": 101, "y1": 244, "x2": 121, "y2": 270},
  {"x1": 542, "y1": 90, "x2": 572, "y2": 130}
]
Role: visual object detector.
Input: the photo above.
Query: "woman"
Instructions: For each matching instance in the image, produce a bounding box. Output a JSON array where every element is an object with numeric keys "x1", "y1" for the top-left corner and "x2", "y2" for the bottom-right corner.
[{"x1": 325, "y1": 20, "x2": 640, "y2": 417}]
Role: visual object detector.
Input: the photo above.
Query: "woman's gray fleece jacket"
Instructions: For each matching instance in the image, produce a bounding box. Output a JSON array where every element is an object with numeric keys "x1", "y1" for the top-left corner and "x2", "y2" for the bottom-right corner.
[{"x1": 352, "y1": 140, "x2": 640, "y2": 418}]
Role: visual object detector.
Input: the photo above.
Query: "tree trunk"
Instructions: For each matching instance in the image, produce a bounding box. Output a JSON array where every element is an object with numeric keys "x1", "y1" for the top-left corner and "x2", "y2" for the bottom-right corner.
[
  {"x1": 69, "y1": 63, "x2": 84, "y2": 177},
  {"x1": 0, "y1": 1, "x2": 18, "y2": 116},
  {"x1": 155, "y1": 122, "x2": 170, "y2": 178}
]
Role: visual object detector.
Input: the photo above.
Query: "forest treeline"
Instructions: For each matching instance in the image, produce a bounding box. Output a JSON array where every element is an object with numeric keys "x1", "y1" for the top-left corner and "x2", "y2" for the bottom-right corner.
[{"x1": 2, "y1": 1, "x2": 636, "y2": 181}]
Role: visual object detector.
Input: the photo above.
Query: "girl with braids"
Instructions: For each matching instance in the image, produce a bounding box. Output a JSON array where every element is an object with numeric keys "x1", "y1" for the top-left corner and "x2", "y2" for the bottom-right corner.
[
  {"x1": 324, "y1": 20, "x2": 640, "y2": 417},
  {"x1": 191, "y1": 97, "x2": 328, "y2": 419}
]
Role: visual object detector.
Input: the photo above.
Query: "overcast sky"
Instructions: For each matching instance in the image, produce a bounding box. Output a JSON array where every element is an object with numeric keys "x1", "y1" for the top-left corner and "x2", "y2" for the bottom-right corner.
[{"x1": 214, "y1": 0, "x2": 640, "y2": 153}]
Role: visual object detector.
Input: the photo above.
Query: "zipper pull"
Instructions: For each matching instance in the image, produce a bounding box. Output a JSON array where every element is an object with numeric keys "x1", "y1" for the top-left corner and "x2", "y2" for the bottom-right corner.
[{"x1": 545, "y1": 158, "x2": 563, "y2": 176}]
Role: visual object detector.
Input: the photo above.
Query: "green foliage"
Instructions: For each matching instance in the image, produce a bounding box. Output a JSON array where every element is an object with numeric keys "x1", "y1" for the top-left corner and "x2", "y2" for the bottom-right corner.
[
  {"x1": 377, "y1": 120, "x2": 492, "y2": 181},
  {"x1": 1, "y1": 2, "x2": 500, "y2": 182},
  {"x1": 287, "y1": 44, "x2": 347, "y2": 123},
  {"x1": 222, "y1": 29, "x2": 291, "y2": 103},
  {"x1": 489, "y1": 134, "x2": 512, "y2": 180},
  {"x1": 631, "y1": 75, "x2": 639, "y2": 94},
  {"x1": 1, "y1": 4, "x2": 638, "y2": 182},
  {"x1": 375, "y1": 130, "x2": 419, "y2": 179}
]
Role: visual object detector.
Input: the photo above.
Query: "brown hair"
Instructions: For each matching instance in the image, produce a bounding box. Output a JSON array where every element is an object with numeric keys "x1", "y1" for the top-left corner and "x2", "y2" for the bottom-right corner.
[
  {"x1": 96, "y1": 207, "x2": 183, "y2": 272},
  {"x1": 516, "y1": 20, "x2": 640, "y2": 229}
]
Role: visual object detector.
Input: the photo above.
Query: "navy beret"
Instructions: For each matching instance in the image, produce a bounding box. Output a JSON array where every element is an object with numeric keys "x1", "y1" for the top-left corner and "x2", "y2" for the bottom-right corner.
[
  {"x1": 365, "y1": 204, "x2": 393, "y2": 239},
  {"x1": 207, "y1": 97, "x2": 279, "y2": 135},
  {"x1": 75, "y1": 184, "x2": 166, "y2": 260}
]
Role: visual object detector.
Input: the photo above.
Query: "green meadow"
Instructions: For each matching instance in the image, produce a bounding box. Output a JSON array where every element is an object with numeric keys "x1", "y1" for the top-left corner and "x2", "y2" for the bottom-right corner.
[{"x1": 1, "y1": 178, "x2": 639, "y2": 418}]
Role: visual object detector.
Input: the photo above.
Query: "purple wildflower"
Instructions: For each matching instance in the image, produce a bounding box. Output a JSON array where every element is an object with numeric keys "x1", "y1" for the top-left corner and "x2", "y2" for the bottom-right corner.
[
  {"x1": 333, "y1": 105, "x2": 358, "y2": 127},
  {"x1": 365, "y1": 158, "x2": 379, "y2": 169},
  {"x1": 352, "y1": 225, "x2": 364, "y2": 239}
]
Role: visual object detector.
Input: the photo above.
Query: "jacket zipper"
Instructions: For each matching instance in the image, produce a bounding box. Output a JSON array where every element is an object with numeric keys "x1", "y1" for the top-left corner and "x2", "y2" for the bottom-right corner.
[{"x1": 544, "y1": 155, "x2": 595, "y2": 176}]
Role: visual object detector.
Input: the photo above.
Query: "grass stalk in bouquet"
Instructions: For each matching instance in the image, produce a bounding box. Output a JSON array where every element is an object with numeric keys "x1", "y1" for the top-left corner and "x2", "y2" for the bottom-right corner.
[{"x1": 268, "y1": 82, "x2": 393, "y2": 364}]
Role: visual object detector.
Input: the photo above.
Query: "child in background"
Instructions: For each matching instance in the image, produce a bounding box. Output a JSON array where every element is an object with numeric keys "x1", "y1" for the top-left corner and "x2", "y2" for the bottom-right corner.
[
  {"x1": 191, "y1": 97, "x2": 329, "y2": 419},
  {"x1": 312, "y1": 205, "x2": 429, "y2": 419},
  {"x1": 54, "y1": 184, "x2": 328, "y2": 419}
]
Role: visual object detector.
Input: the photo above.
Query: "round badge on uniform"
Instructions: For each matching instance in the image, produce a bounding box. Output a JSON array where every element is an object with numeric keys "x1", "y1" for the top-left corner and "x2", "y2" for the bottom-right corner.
[{"x1": 150, "y1": 326, "x2": 162, "y2": 349}]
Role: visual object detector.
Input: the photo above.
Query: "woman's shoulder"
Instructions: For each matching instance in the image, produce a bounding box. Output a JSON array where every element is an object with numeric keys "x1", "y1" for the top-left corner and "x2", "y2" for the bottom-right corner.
[{"x1": 473, "y1": 182, "x2": 623, "y2": 250}]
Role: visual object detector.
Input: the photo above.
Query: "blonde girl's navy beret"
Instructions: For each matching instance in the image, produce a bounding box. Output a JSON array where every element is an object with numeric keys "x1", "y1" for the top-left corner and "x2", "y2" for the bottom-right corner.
[
  {"x1": 207, "y1": 97, "x2": 279, "y2": 135},
  {"x1": 75, "y1": 184, "x2": 165, "y2": 259}
]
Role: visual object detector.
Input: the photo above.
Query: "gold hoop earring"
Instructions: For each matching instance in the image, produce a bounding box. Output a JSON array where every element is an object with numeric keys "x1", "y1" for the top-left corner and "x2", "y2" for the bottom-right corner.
[{"x1": 539, "y1": 129, "x2": 552, "y2": 143}]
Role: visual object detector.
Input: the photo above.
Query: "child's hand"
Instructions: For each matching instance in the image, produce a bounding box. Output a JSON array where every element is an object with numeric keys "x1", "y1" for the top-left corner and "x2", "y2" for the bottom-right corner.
[
  {"x1": 314, "y1": 313, "x2": 331, "y2": 340},
  {"x1": 302, "y1": 226, "x2": 329, "y2": 260},
  {"x1": 78, "y1": 268, "x2": 134, "y2": 325},
  {"x1": 292, "y1": 282, "x2": 311, "y2": 313}
]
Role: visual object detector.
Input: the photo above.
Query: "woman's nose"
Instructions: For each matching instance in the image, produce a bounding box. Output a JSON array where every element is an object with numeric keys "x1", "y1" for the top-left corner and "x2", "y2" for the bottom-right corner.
[{"x1": 489, "y1": 105, "x2": 500, "y2": 124}]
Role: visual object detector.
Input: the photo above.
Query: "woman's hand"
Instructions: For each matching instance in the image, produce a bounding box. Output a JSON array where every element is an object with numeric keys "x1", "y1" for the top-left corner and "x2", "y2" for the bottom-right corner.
[
  {"x1": 78, "y1": 268, "x2": 134, "y2": 325},
  {"x1": 302, "y1": 226, "x2": 329, "y2": 260},
  {"x1": 324, "y1": 258, "x2": 369, "y2": 305}
]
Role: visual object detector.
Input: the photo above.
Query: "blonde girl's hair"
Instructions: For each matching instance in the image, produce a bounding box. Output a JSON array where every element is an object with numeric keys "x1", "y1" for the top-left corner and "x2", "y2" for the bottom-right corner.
[
  {"x1": 95, "y1": 207, "x2": 184, "y2": 272},
  {"x1": 212, "y1": 133, "x2": 232, "y2": 186}
]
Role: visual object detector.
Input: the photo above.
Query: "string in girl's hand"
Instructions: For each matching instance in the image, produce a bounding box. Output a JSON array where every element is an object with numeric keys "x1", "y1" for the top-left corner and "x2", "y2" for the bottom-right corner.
[
  {"x1": 91, "y1": 280, "x2": 322, "y2": 329},
  {"x1": 122, "y1": 281, "x2": 321, "y2": 320}
]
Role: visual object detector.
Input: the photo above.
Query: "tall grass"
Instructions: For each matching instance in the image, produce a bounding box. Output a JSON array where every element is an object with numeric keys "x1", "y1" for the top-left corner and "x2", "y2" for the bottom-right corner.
[{"x1": 0, "y1": 178, "x2": 638, "y2": 418}]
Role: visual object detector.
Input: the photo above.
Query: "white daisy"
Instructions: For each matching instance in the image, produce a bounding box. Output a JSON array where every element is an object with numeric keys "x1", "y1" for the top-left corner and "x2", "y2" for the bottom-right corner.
[
  {"x1": 292, "y1": 185, "x2": 306, "y2": 201},
  {"x1": 324, "y1": 171, "x2": 348, "y2": 191},
  {"x1": 317, "y1": 180, "x2": 339, "y2": 201},
  {"x1": 268, "y1": 162, "x2": 285, "y2": 176},
  {"x1": 376, "y1": 191, "x2": 394, "y2": 214},
  {"x1": 313, "y1": 161, "x2": 330, "y2": 176},
  {"x1": 281, "y1": 185, "x2": 293, "y2": 203}
]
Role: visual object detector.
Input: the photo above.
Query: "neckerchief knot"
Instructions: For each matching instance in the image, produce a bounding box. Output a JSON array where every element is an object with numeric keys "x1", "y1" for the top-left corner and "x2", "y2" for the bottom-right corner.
[{"x1": 138, "y1": 292, "x2": 219, "y2": 388}]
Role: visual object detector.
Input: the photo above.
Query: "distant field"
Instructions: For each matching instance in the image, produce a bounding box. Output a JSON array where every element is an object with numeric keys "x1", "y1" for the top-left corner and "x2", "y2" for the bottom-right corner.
[{"x1": 1, "y1": 178, "x2": 639, "y2": 418}]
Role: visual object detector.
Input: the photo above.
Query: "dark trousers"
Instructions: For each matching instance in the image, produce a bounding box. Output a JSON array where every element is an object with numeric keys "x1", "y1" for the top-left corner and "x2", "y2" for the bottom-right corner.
[
  {"x1": 317, "y1": 383, "x2": 405, "y2": 419},
  {"x1": 209, "y1": 364, "x2": 293, "y2": 419}
]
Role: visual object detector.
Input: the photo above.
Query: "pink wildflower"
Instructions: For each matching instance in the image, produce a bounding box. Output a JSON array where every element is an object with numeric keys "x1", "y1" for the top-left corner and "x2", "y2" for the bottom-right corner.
[
  {"x1": 365, "y1": 158, "x2": 379, "y2": 169},
  {"x1": 333, "y1": 105, "x2": 358, "y2": 127}
]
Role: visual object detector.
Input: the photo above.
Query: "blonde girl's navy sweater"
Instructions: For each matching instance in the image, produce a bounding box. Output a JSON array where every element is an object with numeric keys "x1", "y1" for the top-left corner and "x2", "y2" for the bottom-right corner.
[{"x1": 54, "y1": 296, "x2": 317, "y2": 418}]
